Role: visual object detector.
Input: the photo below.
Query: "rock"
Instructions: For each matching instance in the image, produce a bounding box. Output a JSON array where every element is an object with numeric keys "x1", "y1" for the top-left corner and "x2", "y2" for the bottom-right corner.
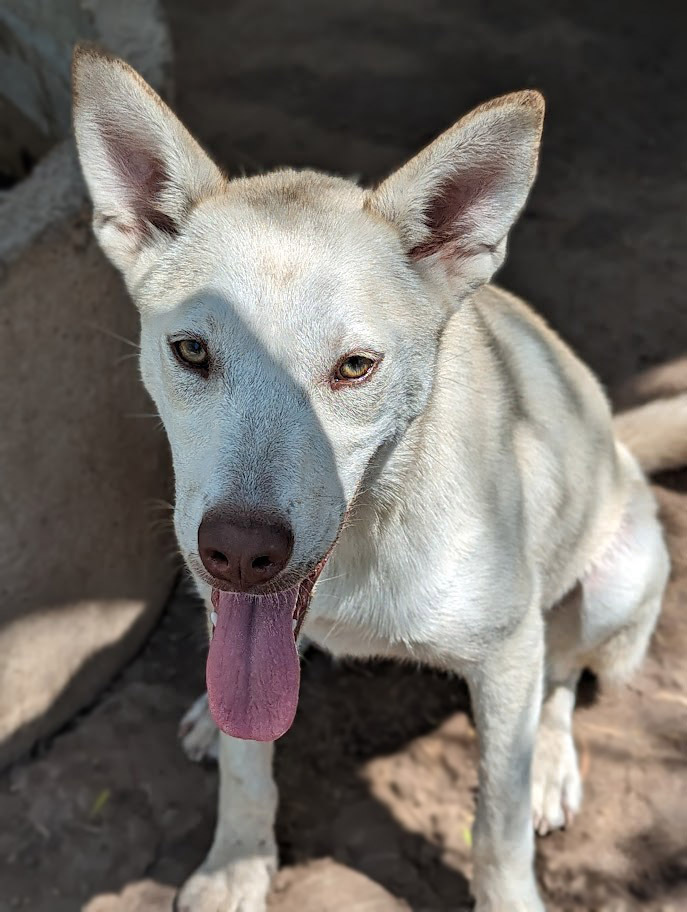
[
  {"x1": 0, "y1": 0, "x2": 176, "y2": 767},
  {"x1": 269, "y1": 859, "x2": 408, "y2": 911},
  {"x1": 83, "y1": 880, "x2": 176, "y2": 912}
]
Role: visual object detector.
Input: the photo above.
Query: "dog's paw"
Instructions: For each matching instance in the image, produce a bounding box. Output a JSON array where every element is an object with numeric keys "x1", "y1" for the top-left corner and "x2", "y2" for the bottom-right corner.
[
  {"x1": 176, "y1": 856, "x2": 274, "y2": 912},
  {"x1": 531, "y1": 722, "x2": 582, "y2": 836},
  {"x1": 179, "y1": 693, "x2": 219, "y2": 763}
]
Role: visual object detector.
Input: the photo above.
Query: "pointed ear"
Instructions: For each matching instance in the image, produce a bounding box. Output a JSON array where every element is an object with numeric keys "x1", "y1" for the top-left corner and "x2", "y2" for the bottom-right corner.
[
  {"x1": 72, "y1": 45, "x2": 226, "y2": 284},
  {"x1": 365, "y1": 91, "x2": 544, "y2": 293}
]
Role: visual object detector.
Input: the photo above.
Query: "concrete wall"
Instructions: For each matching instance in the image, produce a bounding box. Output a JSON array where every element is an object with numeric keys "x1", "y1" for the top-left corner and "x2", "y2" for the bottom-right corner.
[{"x1": 0, "y1": 0, "x2": 177, "y2": 766}]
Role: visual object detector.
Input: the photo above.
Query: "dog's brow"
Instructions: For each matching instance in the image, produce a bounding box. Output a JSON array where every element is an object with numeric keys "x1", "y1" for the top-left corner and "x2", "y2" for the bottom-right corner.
[{"x1": 205, "y1": 313, "x2": 222, "y2": 333}]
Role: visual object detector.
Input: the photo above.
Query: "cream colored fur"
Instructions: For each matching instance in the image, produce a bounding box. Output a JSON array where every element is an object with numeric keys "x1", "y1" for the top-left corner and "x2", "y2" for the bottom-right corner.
[
  {"x1": 72, "y1": 46, "x2": 686, "y2": 912},
  {"x1": 614, "y1": 393, "x2": 687, "y2": 473}
]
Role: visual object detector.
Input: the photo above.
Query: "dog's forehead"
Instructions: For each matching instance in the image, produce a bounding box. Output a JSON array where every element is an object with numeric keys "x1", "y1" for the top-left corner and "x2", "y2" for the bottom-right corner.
[
  {"x1": 149, "y1": 171, "x2": 404, "y2": 323},
  {"x1": 215, "y1": 176, "x2": 397, "y2": 285}
]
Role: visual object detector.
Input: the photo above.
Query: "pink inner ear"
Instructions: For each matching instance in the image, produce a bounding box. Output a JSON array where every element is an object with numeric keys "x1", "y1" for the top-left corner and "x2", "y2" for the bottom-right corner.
[
  {"x1": 100, "y1": 122, "x2": 179, "y2": 236},
  {"x1": 409, "y1": 162, "x2": 504, "y2": 262}
]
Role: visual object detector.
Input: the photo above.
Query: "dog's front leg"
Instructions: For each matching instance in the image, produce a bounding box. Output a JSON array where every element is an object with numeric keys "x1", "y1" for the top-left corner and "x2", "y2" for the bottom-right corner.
[
  {"x1": 465, "y1": 609, "x2": 545, "y2": 912},
  {"x1": 177, "y1": 733, "x2": 277, "y2": 912}
]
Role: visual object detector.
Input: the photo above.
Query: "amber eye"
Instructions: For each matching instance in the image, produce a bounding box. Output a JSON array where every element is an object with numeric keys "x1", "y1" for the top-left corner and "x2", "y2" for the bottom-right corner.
[
  {"x1": 173, "y1": 338, "x2": 209, "y2": 370},
  {"x1": 333, "y1": 352, "x2": 380, "y2": 386}
]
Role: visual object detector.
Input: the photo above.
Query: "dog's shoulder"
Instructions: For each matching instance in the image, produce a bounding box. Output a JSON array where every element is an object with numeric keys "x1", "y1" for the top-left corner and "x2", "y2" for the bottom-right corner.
[{"x1": 467, "y1": 284, "x2": 611, "y2": 431}]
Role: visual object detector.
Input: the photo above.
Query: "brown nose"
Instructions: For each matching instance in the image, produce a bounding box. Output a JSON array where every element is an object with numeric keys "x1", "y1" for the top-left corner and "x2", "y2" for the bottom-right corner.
[{"x1": 198, "y1": 512, "x2": 294, "y2": 590}]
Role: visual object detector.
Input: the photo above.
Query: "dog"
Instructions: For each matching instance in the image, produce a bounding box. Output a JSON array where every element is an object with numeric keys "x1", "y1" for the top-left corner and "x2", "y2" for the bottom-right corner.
[{"x1": 72, "y1": 46, "x2": 687, "y2": 911}]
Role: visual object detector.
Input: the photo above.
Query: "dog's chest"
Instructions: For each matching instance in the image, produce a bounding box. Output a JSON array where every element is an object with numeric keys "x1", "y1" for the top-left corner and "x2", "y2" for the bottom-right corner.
[
  {"x1": 301, "y1": 524, "x2": 493, "y2": 663},
  {"x1": 299, "y1": 457, "x2": 546, "y2": 665},
  {"x1": 304, "y1": 567, "x2": 420, "y2": 660},
  {"x1": 301, "y1": 525, "x2": 417, "y2": 657}
]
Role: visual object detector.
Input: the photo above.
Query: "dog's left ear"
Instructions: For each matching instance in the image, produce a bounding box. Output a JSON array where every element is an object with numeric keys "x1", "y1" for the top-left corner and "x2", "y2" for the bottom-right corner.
[{"x1": 365, "y1": 91, "x2": 544, "y2": 293}]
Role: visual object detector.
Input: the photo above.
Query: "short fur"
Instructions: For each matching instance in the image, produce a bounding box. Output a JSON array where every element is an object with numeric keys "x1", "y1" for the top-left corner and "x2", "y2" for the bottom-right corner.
[{"x1": 73, "y1": 46, "x2": 687, "y2": 911}]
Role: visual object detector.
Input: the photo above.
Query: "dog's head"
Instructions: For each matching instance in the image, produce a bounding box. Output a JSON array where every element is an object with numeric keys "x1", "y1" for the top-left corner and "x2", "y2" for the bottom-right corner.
[{"x1": 73, "y1": 47, "x2": 543, "y2": 740}]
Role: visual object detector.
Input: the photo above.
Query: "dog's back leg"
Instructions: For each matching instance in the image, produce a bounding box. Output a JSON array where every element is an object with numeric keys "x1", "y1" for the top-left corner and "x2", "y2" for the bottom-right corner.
[
  {"x1": 533, "y1": 473, "x2": 669, "y2": 835},
  {"x1": 532, "y1": 663, "x2": 582, "y2": 836},
  {"x1": 582, "y1": 482, "x2": 668, "y2": 685},
  {"x1": 179, "y1": 692, "x2": 219, "y2": 763}
]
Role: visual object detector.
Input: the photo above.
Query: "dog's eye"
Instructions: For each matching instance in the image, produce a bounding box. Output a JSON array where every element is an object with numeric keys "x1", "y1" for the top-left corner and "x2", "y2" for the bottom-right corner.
[
  {"x1": 332, "y1": 352, "x2": 381, "y2": 387},
  {"x1": 338, "y1": 355, "x2": 374, "y2": 380},
  {"x1": 173, "y1": 339, "x2": 209, "y2": 370}
]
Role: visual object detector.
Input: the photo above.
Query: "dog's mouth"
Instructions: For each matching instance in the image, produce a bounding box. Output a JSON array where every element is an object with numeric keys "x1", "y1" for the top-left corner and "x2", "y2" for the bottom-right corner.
[{"x1": 205, "y1": 553, "x2": 331, "y2": 742}]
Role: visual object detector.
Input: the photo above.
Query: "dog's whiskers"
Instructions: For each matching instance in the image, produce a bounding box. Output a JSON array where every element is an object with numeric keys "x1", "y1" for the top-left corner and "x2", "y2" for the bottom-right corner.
[
  {"x1": 115, "y1": 351, "x2": 140, "y2": 365},
  {"x1": 87, "y1": 322, "x2": 141, "y2": 350},
  {"x1": 147, "y1": 498, "x2": 175, "y2": 513},
  {"x1": 315, "y1": 572, "x2": 348, "y2": 585},
  {"x1": 316, "y1": 613, "x2": 347, "y2": 648}
]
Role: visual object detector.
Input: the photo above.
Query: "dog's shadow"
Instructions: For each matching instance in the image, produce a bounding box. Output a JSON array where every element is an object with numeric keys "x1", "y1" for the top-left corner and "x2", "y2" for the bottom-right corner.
[
  {"x1": 274, "y1": 646, "x2": 475, "y2": 909},
  {"x1": 273, "y1": 647, "x2": 602, "y2": 910}
]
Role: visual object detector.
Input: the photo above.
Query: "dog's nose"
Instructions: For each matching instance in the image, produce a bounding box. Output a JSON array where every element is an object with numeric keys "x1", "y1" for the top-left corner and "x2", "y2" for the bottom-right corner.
[{"x1": 198, "y1": 513, "x2": 294, "y2": 590}]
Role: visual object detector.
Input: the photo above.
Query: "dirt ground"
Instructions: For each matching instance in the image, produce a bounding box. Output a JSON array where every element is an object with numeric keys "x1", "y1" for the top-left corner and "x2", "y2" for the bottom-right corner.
[{"x1": 2, "y1": 1, "x2": 687, "y2": 910}]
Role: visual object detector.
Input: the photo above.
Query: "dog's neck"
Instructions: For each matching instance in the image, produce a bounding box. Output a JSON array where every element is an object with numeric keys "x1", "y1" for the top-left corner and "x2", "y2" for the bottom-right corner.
[{"x1": 348, "y1": 302, "x2": 472, "y2": 533}]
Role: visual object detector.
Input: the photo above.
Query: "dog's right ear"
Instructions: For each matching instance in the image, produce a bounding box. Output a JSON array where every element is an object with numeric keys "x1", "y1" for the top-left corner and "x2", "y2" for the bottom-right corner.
[{"x1": 72, "y1": 45, "x2": 226, "y2": 286}]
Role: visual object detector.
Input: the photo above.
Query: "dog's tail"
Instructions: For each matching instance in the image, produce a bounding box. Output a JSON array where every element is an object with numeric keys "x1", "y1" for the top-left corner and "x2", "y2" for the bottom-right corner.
[{"x1": 614, "y1": 393, "x2": 687, "y2": 474}]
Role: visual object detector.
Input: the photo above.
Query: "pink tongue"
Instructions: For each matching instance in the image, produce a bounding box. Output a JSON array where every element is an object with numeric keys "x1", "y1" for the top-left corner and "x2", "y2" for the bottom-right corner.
[{"x1": 206, "y1": 588, "x2": 300, "y2": 741}]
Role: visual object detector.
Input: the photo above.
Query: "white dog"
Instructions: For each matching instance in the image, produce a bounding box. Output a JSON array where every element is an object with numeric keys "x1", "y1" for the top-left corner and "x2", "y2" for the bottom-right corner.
[{"x1": 73, "y1": 46, "x2": 687, "y2": 911}]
